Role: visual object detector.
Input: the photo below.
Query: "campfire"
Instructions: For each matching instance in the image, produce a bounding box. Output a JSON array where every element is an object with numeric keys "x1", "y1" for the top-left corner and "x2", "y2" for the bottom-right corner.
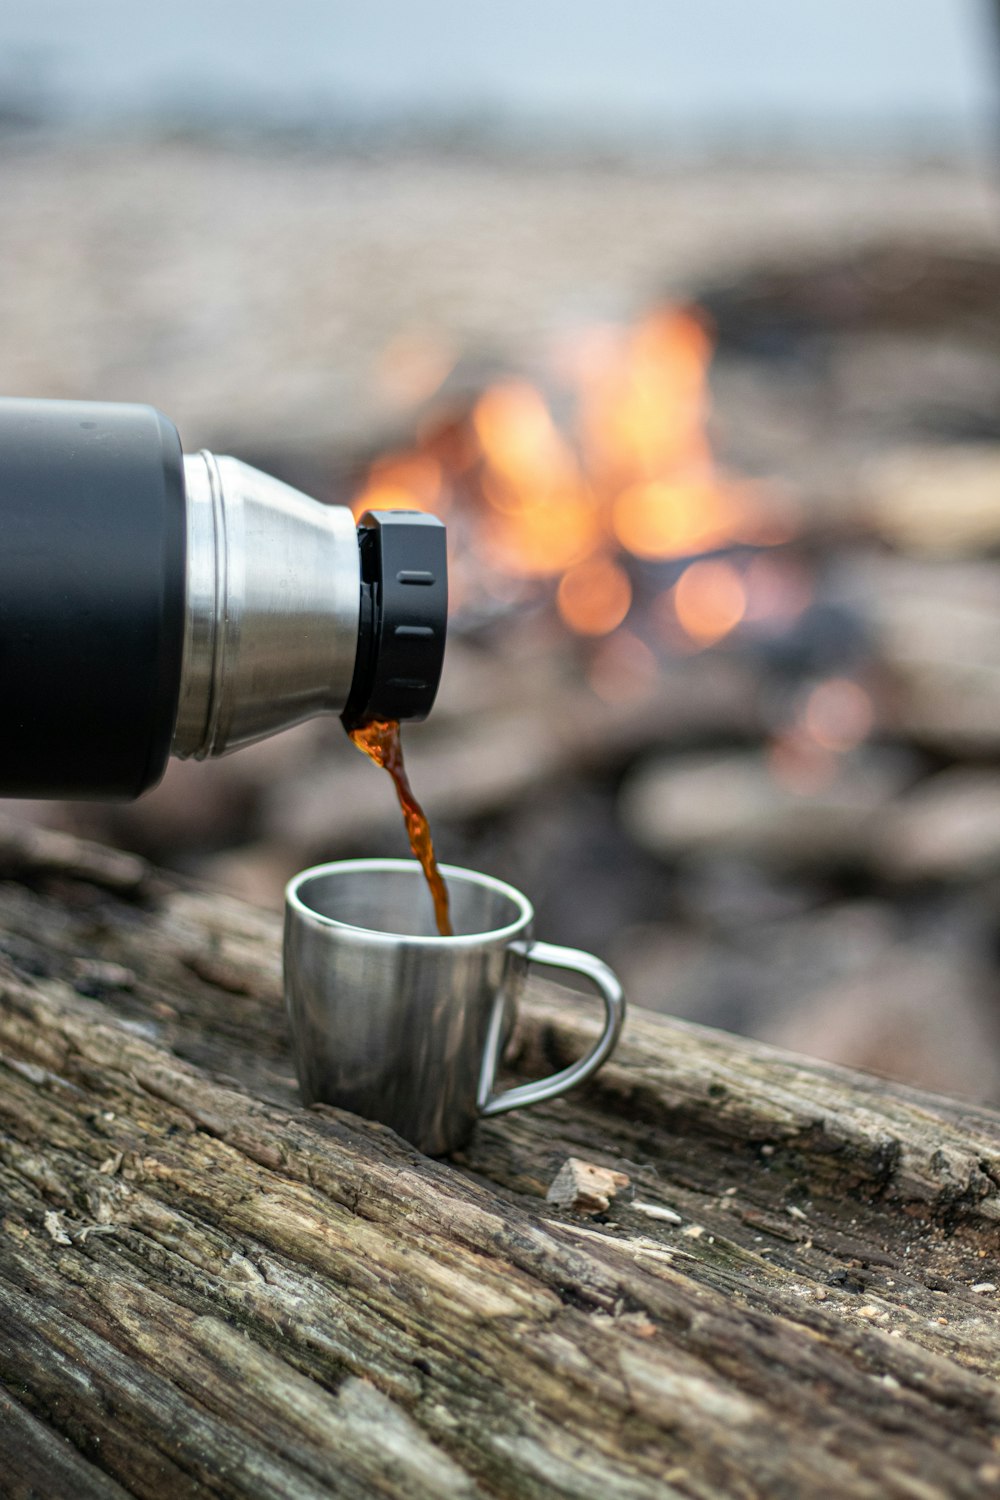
[{"x1": 350, "y1": 302, "x2": 875, "y2": 790}]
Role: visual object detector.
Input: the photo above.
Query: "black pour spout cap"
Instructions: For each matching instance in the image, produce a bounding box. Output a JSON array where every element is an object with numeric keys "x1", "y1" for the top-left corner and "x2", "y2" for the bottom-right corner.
[{"x1": 341, "y1": 510, "x2": 448, "y2": 728}]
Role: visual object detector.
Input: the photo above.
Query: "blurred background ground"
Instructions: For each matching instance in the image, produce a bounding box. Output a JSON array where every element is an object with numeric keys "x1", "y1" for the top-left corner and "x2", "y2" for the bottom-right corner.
[{"x1": 3, "y1": 2, "x2": 1000, "y2": 1101}]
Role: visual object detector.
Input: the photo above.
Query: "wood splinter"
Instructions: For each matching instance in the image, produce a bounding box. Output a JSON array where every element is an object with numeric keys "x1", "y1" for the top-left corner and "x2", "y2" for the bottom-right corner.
[{"x1": 546, "y1": 1156, "x2": 631, "y2": 1215}]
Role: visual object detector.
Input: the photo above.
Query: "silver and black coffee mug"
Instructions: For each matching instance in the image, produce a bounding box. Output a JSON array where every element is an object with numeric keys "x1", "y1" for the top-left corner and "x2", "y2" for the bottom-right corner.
[{"x1": 283, "y1": 858, "x2": 625, "y2": 1155}]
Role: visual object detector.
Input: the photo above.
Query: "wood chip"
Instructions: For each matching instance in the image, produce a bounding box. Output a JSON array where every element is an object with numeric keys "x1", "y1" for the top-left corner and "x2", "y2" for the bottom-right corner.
[{"x1": 546, "y1": 1158, "x2": 631, "y2": 1216}]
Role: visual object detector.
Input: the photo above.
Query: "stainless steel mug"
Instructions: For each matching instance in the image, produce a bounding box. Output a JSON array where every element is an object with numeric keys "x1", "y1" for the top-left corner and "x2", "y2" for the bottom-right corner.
[{"x1": 283, "y1": 858, "x2": 625, "y2": 1155}]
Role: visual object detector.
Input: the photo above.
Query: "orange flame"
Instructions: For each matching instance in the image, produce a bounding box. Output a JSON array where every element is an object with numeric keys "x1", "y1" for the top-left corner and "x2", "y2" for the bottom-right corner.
[
  {"x1": 612, "y1": 478, "x2": 743, "y2": 562},
  {"x1": 473, "y1": 381, "x2": 600, "y2": 577},
  {"x1": 352, "y1": 452, "x2": 445, "y2": 520},
  {"x1": 557, "y1": 557, "x2": 632, "y2": 636},
  {"x1": 579, "y1": 308, "x2": 714, "y2": 480},
  {"x1": 474, "y1": 381, "x2": 575, "y2": 487},
  {"x1": 353, "y1": 302, "x2": 790, "y2": 642},
  {"x1": 673, "y1": 560, "x2": 747, "y2": 647}
]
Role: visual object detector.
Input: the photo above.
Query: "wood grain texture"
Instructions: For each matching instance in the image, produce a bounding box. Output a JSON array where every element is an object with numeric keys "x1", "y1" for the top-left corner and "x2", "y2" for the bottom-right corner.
[{"x1": 1, "y1": 816, "x2": 999, "y2": 1498}]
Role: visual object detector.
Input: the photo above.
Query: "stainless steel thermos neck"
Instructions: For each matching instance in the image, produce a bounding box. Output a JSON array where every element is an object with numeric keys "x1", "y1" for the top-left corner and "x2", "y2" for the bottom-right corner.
[{"x1": 0, "y1": 398, "x2": 447, "y2": 799}]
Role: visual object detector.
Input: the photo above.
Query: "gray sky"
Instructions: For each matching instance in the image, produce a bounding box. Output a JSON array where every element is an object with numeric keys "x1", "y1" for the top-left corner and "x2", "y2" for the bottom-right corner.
[{"x1": 0, "y1": 1, "x2": 995, "y2": 147}]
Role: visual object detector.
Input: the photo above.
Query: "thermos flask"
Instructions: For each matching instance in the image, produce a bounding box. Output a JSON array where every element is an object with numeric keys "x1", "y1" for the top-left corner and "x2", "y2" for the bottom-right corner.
[{"x1": 0, "y1": 398, "x2": 447, "y2": 798}]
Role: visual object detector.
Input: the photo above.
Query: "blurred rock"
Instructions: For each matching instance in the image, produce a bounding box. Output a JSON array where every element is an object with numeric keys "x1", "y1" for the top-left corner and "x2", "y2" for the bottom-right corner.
[
  {"x1": 611, "y1": 901, "x2": 897, "y2": 1034},
  {"x1": 766, "y1": 946, "x2": 1000, "y2": 1103},
  {"x1": 847, "y1": 556, "x2": 1000, "y2": 754},
  {"x1": 612, "y1": 897, "x2": 1000, "y2": 1105},
  {"x1": 878, "y1": 768, "x2": 1000, "y2": 883},
  {"x1": 608, "y1": 921, "x2": 751, "y2": 1027},
  {"x1": 198, "y1": 842, "x2": 302, "y2": 911},
  {"x1": 619, "y1": 748, "x2": 911, "y2": 869},
  {"x1": 867, "y1": 445, "x2": 1000, "y2": 558},
  {"x1": 675, "y1": 856, "x2": 824, "y2": 929}
]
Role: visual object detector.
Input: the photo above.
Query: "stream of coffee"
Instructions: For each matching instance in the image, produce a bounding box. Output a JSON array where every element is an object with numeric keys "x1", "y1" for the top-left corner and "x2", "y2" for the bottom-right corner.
[{"x1": 347, "y1": 718, "x2": 453, "y2": 936}]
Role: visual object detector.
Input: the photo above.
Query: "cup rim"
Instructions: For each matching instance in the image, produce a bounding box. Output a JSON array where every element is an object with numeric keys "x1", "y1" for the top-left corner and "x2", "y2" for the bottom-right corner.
[{"x1": 284, "y1": 857, "x2": 533, "y2": 945}]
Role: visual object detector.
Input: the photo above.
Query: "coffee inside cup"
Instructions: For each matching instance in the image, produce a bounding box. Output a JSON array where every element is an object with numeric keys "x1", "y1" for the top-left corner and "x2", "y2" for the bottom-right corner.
[{"x1": 291, "y1": 861, "x2": 528, "y2": 940}]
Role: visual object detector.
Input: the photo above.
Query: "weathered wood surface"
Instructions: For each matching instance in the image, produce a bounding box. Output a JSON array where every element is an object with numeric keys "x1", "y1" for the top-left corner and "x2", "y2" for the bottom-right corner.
[{"x1": 1, "y1": 817, "x2": 1000, "y2": 1499}]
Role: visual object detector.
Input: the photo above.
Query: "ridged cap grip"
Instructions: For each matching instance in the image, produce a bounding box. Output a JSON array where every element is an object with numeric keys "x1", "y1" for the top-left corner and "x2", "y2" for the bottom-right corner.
[{"x1": 341, "y1": 510, "x2": 448, "y2": 727}]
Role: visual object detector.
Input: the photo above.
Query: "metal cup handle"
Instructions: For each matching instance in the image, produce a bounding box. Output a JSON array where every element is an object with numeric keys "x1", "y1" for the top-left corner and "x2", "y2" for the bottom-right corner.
[{"x1": 478, "y1": 940, "x2": 625, "y2": 1117}]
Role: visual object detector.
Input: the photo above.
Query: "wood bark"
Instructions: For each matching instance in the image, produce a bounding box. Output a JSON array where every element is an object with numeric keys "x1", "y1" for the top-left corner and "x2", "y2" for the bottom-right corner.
[{"x1": 0, "y1": 816, "x2": 999, "y2": 1498}]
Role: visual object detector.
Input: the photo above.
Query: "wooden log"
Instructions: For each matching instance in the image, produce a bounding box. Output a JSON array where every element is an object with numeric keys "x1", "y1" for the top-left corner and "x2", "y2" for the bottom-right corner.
[{"x1": 1, "y1": 816, "x2": 1000, "y2": 1498}]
